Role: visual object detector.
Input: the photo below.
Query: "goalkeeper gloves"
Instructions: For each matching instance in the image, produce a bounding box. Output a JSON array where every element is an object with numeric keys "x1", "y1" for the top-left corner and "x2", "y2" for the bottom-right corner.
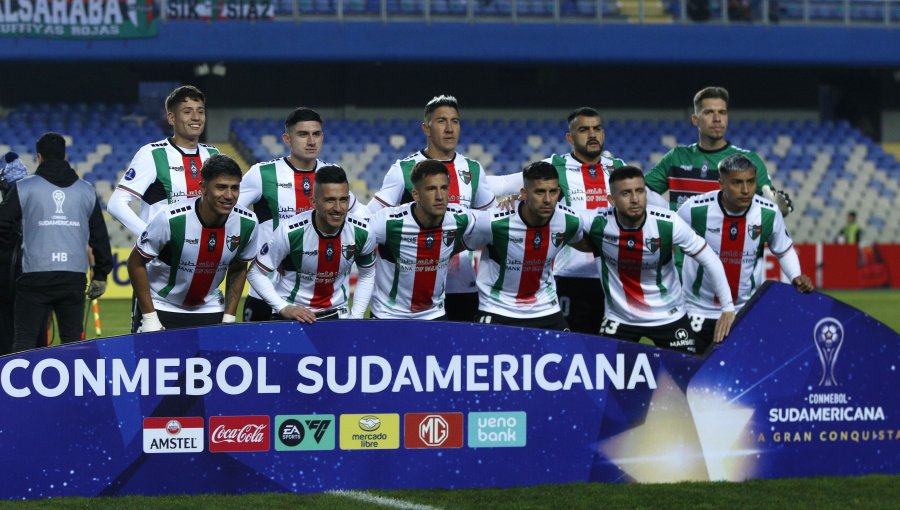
[{"x1": 775, "y1": 189, "x2": 794, "y2": 217}]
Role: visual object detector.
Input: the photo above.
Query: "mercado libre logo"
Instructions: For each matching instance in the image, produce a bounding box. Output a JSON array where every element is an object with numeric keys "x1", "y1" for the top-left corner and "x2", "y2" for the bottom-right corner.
[{"x1": 339, "y1": 413, "x2": 399, "y2": 450}]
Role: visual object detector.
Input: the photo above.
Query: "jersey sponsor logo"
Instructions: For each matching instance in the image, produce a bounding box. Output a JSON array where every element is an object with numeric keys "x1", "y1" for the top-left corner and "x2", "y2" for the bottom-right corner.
[
  {"x1": 675, "y1": 328, "x2": 689, "y2": 341},
  {"x1": 227, "y1": 234, "x2": 241, "y2": 252},
  {"x1": 302, "y1": 176, "x2": 312, "y2": 196},
  {"x1": 748, "y1": 224, "x2": 762, "y2": 240},
  {"x1": 185, "y1": 238, "x2": 199, "y2": 245},
  {"x1": 274, "y1": 415, "x2": 335, "y2": 451},
  {"x1": 458, "y1": 167, "x2": 471, "y2": 185},
  {"x1": 342, "y1": 244, "x2": 356, "y2": 260},
  {"x1": 707, "y1": 227, "x2": 721, "y2": 233},
  {"x1": 729, "y1": 222, "x2": 740, "y2": 241},
  {"x1": 208, "y1": 232, "x2": 218, "y2": 252},
  {"x1": 467, "y1": 411, "x2": 527, "y2": 448},
  {"x1": 532, "y1": 230, "x2": 543, "y2": 250},
  {"x1": 277, "y1": 182, "x2": 292, "y2": 189},
  {"x1": 260, "y1": 243, "x2": 269, "y2": 255},
  {"x1": 444, "y1": 229, "x2": 456, "y2": 247},
  {"x1": 551, "y1": 231, "x2": 566, "y2": 247},
  {"x1": 143, "y1": 417, "x2": 204, "y2": 453},
  {"x1": 209, "y1": 416, "x2": 270, "y2": 453},
  {"x1": 325, "y1": 242, "x2": 335, "y2": 261},
  {"x1": 170, "y1": 166, "x2": 184, "y2": 172},
  {"x1": 189, "y1": 159, "x2": 199, "y2": 179},
  {"x1": 124, "y1": 168, "x2": 137, "y2": 181},
  {"x1": 339, "y1": 413, "x2": 400, "y2": 450},
  {"x1": 404, "y1": 412, "x2": 464, "y2": 449}
]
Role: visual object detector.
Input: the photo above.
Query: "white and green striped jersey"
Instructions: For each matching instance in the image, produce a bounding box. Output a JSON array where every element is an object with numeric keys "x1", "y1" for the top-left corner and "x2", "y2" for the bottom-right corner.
[
  {"x1": 678, "y1": 191, "x2": 795, "y2": 319},
  {"x1": 467, "y1": 202, "x2": 583, "y2": 319},
  {"x1": 585, "y1": 205, "x2": 708, "y2": 327},
  {"x1": 369, "y1": 203, "x2": 476, "y2": 320},
  {"x1": 252, "y1": 210, "x2": 376, "y2": 315},
  {"x1": 369, "y1": 150, "x2": 495, "y2": 294},
  {"x1": 116, "y1": 138, "x2": 220, "y2": 228},
  {"x1": 135, "y1": 198, "x2": 259, "y2": 313}
]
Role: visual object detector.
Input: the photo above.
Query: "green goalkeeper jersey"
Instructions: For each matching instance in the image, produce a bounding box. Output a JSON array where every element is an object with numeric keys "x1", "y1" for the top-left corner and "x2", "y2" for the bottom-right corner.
[{"x1": 645, "y1": 142, "x2": 773, "y2": 210}]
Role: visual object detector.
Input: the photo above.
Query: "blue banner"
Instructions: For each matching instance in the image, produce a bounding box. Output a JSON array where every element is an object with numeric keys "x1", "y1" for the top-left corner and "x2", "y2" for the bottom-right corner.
[{"x1": 0, "y1": 282, "x2": 896, "y2": 499}]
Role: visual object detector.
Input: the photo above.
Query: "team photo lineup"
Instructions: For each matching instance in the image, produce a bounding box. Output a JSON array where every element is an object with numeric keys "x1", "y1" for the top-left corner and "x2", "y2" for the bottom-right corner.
[{"x1": 1, "y1": 84, "x2": 819, "y2": 356}]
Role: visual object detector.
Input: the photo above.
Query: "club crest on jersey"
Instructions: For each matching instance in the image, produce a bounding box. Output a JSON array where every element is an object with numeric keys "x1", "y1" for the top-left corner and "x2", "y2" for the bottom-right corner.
[
  {"x1": 226, "y1": 234, "x2": 241, "y2": 252},
  {"x1": 190, "y1": 159, "x2": 199, "y2": 179},
  {"x1": 626, "y1": 237, "x2": 636, "y2": 249},
  {"x1": 748, "y1": 224, "x2": 762, "y2": 240},
  {"x1": 444, "y1": 229, "x2": 456, "y2": 247},
  {"x1": 424, "y1": 232, "x2": 435, "y2": 249},
  {"x1": 325, "y1": 242, "x2": 335, "y2": 261},
  {"x1": 458, "y1": 168, "x2": 471, "y2": 185},
  {"x1": 588, "y1": 165, "x2": 597, "y2": 178},
  {"x1": 302, "y1": 177, "x2": 312, "y2": 196},
  {"x1": 532, "y1": 231, "x2": 543, "y2": 250},
  {"x1": 729, "y1": 222, "x2": 740, "y2": 241},
  {"x1": 700, "y1": 161, "x2": 709, "y2": 178},
  {"x1": 551, "y1": 232, "x2": 566, "y2": 247},
  {"x1": 342, "y1": 244, "x2": 356, "y2": 260},
  {"x1": 646, "y1": 237, "x2": 660, "y2": 253},
  {"x1": 208, "y1": 232, "x2": 217, "y2": 252}
]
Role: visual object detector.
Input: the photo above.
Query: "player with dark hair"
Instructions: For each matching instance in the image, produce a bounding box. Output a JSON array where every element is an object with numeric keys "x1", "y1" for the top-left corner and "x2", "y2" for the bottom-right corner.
[
  {"x1": 584, "y1": 166, "x2": 735, "y2": 354},
  {"x1": 485, "y1": 107, "x2": 628, "y2": 335},
  {"x1": 466, "y1": 161, "x2": 587, "y2": 331},
  {"x1": 369, "y1": 159, "x2": 477, "y2": 320},
  {"x1": 238, "y1": 107, "x2": 364, "y2": 321},
  {"x1": 247, "y1": 165, "x2": 375, "y2": 322},
  {"x1": 128, "y1": 154, "x2": 259, "y2": 331},
  {"x1": 0, "y1": 132, "x2": 112, "y2": 352},
  {"x1": 367, "y1": 95, "x2": 494, "y2": 322},
  {"x1": 678, "y1": 154, "x2": 814, "y2": 348}
]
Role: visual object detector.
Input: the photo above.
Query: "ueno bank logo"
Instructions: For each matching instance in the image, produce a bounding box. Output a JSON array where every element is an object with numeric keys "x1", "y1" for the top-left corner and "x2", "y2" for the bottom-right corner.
[
  {"x1": 209, "y1": 416, "x2": 270, "y2": 453},
  {"x1": 468, "y1": 412, "x2": 526, "y2": 448},
  {"x1": 404, "y1": 413, "x2": 464, "y2": 449}
]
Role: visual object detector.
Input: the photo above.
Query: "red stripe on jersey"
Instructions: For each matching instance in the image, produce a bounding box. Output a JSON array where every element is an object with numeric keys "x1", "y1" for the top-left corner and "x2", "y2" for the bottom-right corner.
[
  {"x1": 184, "y1": 226, "x2": 225, "y2": 307},
  {"x1": 293, "y1": 171, "x2": 315, "y2": 213},
  {"x1": 410, "y1": 229, "x2": 443, "y2": 313},
  {"x1": 516, "y1": 225, "x2": 551, "y2": 304},
  {"x1": 182, "y1": 155, "x2": 204, "y2": 199},
  {"x1": 443, "y1": 161, "x2": 461, "y2": 205},
  {"x1": 719, "y1": 217, "x2": 746, "y2": 302},
  {"x1": 311, "y1": 237, "x2": 341, "y2": 309},
  {"x1": 580, "y1": 163, "x2": 608, "y2": 209},
  {"x1": 667, "y1": 177, "x2": 720, "y2": 194},
  {"x1": 617, "y1": 231, "x2": 650, "y2": 312}
]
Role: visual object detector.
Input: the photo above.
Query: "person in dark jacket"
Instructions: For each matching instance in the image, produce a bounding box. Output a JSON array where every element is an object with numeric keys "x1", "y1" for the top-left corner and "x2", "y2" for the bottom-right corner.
[
  {"x1": 0, "y1": 133, "x2": 113, "y2": 352},
  {"x1": 0, "y1": 152, "x2": 29, "y2": 354}
]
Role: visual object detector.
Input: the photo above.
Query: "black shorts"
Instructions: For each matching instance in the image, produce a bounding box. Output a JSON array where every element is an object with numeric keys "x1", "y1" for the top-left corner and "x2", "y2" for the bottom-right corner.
[
  {"x1": 687, "y1": 314, "x2": 716, "y2": 354},
  {"x1": 270, "y1": 306, "x2": 347, "y2": 322},
  {"x1": 242, "y1": 295, "x2": 274, "y2": 322},
  {"x1": 599, "y1": 314, "x2": 702, "y2": 354},
  {"x1": 156, "y1": 310, "x2": 224, "y2": 330},
  {"x1": 443, "y1": 292, "x2": 478, "y2": 322},
  {"x1": 555, "y1": 276, "x2": 604, "y2": 335},
  {"x1": 475, "y1": 310, "x2": 569, "y2": 332},
  {"x1": 370, "y1": 313, "x2": 447, "y2": 321}
]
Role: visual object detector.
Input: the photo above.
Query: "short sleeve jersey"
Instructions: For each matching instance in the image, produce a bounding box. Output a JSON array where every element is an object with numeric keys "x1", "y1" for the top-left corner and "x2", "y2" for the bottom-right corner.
[
  {"x1": 468, "y1": 202, "x2": 583, "y2": 319},
  {"x1": 252, "y1": 210, "x2": 376, "y2": 313},
  {"x1": 135, "y1": 199, "x2": 259, "y2": 313},
  {"x1": 371, "y1": 151, "x2": 495, "y2": 294},
  {"x1": 585, "y1": 205, "x2": 708, "y2": 327},
  {"x1": 678, "y1": 191, "x2": 794, "y2": 318},
  {"x1": 117, "y1": 138, "x2": 220, "y2": 223},
  {"x1": 644, "y1": 143, "x2": 773, "y2": 210},
  {"x1": 369, "y1": 203, "x2": 476, "y2": 320},
  {"x1": 544, "y1": 152, "x2": 626, "y2": 278},
  {"x1": 238, "y1": 157, "x2": 361, "y2": 232}
]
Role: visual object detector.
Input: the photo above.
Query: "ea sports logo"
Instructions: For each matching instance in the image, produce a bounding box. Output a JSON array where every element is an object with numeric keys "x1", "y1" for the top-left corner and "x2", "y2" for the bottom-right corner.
[
  {"x1": 279, "y1": 419, "x2": 305, "y2": 447},
  {"x1": 166, "y1": 419, "x2": 182, "y2": 435}
]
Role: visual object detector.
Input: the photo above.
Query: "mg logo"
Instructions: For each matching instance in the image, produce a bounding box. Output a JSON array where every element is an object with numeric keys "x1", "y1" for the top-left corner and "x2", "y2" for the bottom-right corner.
[{"x1": 419, "y1": 415, "x2": 449, "y2": 447}]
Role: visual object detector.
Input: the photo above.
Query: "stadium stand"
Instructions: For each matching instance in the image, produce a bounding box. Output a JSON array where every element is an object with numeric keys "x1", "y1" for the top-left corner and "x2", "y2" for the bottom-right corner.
[{"x1": 1, "y1": 103, "x2": 897, "y2": 245}]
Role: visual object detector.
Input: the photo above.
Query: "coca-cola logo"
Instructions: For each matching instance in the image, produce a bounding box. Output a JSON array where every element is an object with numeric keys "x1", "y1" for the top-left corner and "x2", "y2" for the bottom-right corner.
[{"x1": 209, "y1": 416, "x2": 270, "y2": 453}]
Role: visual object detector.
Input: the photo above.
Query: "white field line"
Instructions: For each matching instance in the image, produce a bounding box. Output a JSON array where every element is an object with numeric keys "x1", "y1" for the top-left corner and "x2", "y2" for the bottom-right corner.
[{"x1": 326, "y1": 489, "x2": 443, "y2": 510}]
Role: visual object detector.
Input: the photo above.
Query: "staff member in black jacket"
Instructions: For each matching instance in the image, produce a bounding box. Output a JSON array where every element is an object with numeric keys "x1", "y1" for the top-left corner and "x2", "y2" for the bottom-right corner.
[
  {"x1": 0, "y1": 133, "x2": 112, "y2": 352},
  {"x1": 0, "y1": 152, "x2": 28, "y2": 354}
]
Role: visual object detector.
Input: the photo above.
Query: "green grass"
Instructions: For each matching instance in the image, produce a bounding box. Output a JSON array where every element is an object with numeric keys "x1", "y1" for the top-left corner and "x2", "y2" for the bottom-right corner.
[{"x1": 0, "y1": 475, "x2": 895, "y2": 509}]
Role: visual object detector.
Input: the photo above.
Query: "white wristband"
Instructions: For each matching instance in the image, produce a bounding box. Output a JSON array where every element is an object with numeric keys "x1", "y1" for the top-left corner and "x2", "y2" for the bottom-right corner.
[
  {"x1": 222, "y1": 313, "x2": 236, "y2": 323},
  {"x1": 140, "y1": 311, "x2": 164, "y2": 332}
]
